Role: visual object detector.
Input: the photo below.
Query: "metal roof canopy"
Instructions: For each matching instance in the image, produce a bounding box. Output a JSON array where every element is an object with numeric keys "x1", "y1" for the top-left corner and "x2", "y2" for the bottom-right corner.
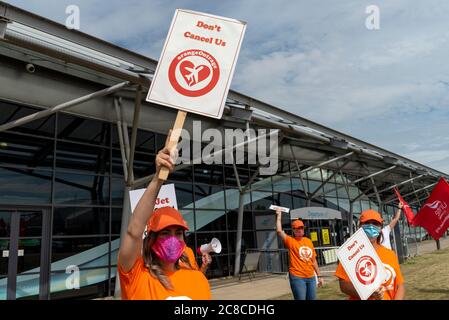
[{"x1": 0, "y1": 1, "x2": 447, "y2": 206}]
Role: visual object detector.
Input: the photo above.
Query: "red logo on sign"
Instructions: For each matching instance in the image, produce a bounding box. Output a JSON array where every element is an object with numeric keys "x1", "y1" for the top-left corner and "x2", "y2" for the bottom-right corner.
[
  {"x1": 168, "y1": 49, "x2": 220, "y2": 97},
  {"x1": 355, "y1": 256, "x2": 377, "y2": 285}
]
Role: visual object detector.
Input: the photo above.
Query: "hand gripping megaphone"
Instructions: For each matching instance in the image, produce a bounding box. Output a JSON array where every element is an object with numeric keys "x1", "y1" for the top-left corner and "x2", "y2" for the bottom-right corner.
[{"x1": 197, "y1": 238, "x2": 222, "y2": 255}]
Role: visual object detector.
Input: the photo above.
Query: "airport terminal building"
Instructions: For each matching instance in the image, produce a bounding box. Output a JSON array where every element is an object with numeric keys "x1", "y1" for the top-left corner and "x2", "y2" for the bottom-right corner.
[{"x1": 0, "y1": 3, "x2": 447, "y2": 299}]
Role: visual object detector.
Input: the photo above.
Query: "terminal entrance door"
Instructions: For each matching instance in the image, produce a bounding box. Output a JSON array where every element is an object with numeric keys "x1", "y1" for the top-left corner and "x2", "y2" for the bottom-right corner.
[
  {"x1": 307, "y1": 220, "x2": 338, "y2": 247},
  {"x1": 0, "y1": 207, "x2": 50, "y2": 300}
]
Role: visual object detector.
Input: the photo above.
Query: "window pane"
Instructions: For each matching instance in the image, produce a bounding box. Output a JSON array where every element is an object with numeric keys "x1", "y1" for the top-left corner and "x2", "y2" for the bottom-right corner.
[
  {"x1": 205, "y1": 254, "x2": 230, "y2": 278},
  {"x1": 56, "y1": 141, "x2": 110, "y2": 175},
  {"x1": 0, "y1": 102, "x2": 55, "y2": 138},
  {"x1": 54, "y1": 172, "x2": 109, "y2": 205},
  {"x1": 272, "y1": 176, "x2": 291, "y2": 192},
  {"x1": 193, "y1": 184, "x2": 225, "y2": 209},
  {"x1": 0, "y1": 132, "x2": 54, "y2": 169},
  {"x1": 50, "y1": 268, "x2": 110, "y2": 299},
  {"x1": 0, "y1": 167, "x2": 52, "y2": 204},
  {"x1": 173, "y1": 182, "x2": 193, "y2": 209},
  {"x1": 0, "y1": 211, "x2": 12, "y2": 238},
  {"x1": 111, "y1": 208, "x2": 122, "y2": 235},
  {"x1": 194, "y1": 210, "x2": 227, "y2": 232},
  {"x1": 193, "y1": 164, "x2": 224, "y2": 185},
  {"x1": 133, "y1": 152, "x2": 155, "y2": 179},
  {"x1": 53, "y1": 207, "x2": 109, "y2": 236},
  {"x1": 227, "y1": 210, "x2": 253, "y2": 231},
  {"x1": 111, "y1": 177, "x2": 124, "y2": 206},
  {"x1": 251, "y1": 175, "x2": 273, "y2": 192},
  {"x1": 19, "y1": 211, "x2": 42, "y2": 237},
  {"x1": 51, "y1": 237, "x2": 110, "y2": 269},
  {"x1": 224, "y1": 165, "x2": 251, "y2": 187},
  {"x1": 17, "y1": 238, "x2": 41, "y2": 274},
  {"x1": 58, "y1": 113, "x2": 110, "y2": 147},
  {"x1": 338, "y1": 198, "x2": 350, "y2": 212},
  {"x1": 251, "y1": 191, "x2": 273, "y2": 211},
  {"x1": 291, "y1": 177, "x2": 308, "y2": 193},
  {"x1": 227, "y1": 231, "x2": 256, "y2": 253},
  {"x1": 0, "y1": 239, "x2": 9, "y2": 275},
  {"x1": 111, "y1": 149, "x2": 124, "y2": 177},
  {"x1": 168, "y1": 167, "x2": 193, "y2": 184},
  {"x1": 271, "y1": 192, "x2": 292, "y2": 208},
  {"x1": 224, "y1": 188, "x2": 251, "y2": 211}
]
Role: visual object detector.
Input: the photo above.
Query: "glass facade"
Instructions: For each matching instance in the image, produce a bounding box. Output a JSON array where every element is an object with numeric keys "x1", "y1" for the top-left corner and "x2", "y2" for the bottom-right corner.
[{"x1": 0, "y1": 100, "x2": 420, "y2": 299}]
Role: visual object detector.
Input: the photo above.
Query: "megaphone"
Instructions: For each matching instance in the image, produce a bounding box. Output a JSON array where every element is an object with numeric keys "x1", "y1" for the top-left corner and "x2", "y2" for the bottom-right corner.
[{"x1": 197, "y1": 238, "x2": 222, "y2": 255}]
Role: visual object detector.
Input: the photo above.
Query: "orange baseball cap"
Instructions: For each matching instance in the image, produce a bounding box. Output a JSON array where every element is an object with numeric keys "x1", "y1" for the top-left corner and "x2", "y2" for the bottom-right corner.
[
  {"x1": 147, "y1": 206, "x2": 189, "y2": 233},
  {"x1": 292, "y1": 219, "x2": 304, "y2": 229},
  {"x1": 359, "y1": 209, "x2": 384, "y2": 224}
]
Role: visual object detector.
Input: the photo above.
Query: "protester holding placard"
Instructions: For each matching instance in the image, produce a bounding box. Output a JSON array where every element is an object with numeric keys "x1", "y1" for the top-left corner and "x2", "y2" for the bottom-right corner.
[
  {"x1": 117, "y1": 138, "x2": 210, "y2": 300},
  {"x1": 275, "y1": 209, "x2": 323, "y2": 300},
  {"x1": 335, "y1": 209, "x2": 405, "y2": 300}
]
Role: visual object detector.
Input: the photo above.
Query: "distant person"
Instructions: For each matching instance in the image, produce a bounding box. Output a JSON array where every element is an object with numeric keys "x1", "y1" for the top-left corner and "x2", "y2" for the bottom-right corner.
[
  {"x1": 381, "y1": 202, "x2": 403, "y2": 250},
  {"x1": 335, "y1": 209, "x2": 405, "y2": 300},
  {"x1": 275, "y1": 209, "x2": 323, "y2": 300},
  {"x1": 118, "y1": 139, "x2": 210, "y2": 300}
]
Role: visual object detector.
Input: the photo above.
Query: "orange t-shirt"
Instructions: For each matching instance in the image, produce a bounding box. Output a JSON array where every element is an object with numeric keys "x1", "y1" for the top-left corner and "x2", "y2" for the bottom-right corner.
[
  {"x1": 180, "y1": 246, "x2": 200, "y2": 271},
  {"x1": 335, "y1": 245, "x2": 404, "y2": 300},
  {"x1": 284, "y1": 236, "x2": 316, "y2": 278},
  {"x1": 118, "y1": 256, "x2": 211, "y2": 300}
]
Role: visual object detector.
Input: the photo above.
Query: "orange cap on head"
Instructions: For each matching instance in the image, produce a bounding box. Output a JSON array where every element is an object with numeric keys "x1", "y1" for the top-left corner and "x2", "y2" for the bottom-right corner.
[
  {"x1": 359, "y1": 209, "x2": 384, "y2": 224},
  {"x1": 147, "y1": 206, "x2": 189, "y2": 233},
  {"x1": 292, "y1": 219, "x2": 304, "y2": 229}
]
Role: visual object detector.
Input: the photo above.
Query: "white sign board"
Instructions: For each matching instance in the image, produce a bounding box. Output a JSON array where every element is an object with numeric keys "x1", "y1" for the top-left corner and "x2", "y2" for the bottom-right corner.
[
  {"x1": 336, "y1": 228, "x2": 387, "y2": 300},
  {"x1": 269, "y1": 205, "x2": 290, "y2": 213},
  {"x1": 129, "y1": 184, "x2": 178, "y2": 213},
  {"x1": 146, "y1": 9, "x2": 246, "y2": 119}
]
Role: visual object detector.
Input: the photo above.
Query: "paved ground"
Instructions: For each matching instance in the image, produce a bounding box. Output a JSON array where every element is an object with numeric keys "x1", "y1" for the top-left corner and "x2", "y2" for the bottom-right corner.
[{"x1": 210, "y1": 236, "x2": 449, "y2": 300}]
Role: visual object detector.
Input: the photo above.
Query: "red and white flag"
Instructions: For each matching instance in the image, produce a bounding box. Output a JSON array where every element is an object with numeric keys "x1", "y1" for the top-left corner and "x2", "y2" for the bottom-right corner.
[
  {"x1": 413, "y1": 178, "x2": 449, "y2": 241},
  {"x1": 393, "y1": 187, "x2": 416, "y2": 226}
]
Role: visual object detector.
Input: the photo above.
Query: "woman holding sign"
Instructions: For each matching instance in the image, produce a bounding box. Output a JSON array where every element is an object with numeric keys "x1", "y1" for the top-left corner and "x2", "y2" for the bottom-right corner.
[
  {"x1": 118, "y1": 139, "x2": 210, "y2": 300},
  {"x1": 275, "y1": 209, "x2": 323, "y2": 300},
  {"x1": 335, "y1": 209, "x2": 405, "y2": 300}
]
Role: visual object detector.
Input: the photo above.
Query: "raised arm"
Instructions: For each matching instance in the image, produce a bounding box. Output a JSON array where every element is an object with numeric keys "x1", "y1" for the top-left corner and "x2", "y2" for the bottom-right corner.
[
  {"x1": 389, "y1": 202, "x2": 403, "y2": 230},
  {"x1": 118, "y1": 146, "x2": 175, "y2": 272},
  {"x1": 275, "y1": 209, "x2": 286, "y2": 241}
]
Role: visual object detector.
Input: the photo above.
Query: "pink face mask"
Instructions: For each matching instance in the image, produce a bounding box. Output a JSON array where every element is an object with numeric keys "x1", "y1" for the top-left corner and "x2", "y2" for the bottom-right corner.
[{"x1": 151, "y1": 235, "x2": 186, "y2": 263}]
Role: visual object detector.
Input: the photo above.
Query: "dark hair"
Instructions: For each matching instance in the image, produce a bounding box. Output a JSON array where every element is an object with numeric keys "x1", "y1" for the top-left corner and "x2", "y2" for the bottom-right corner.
[{"x1": 142, "y1": 230, "x2": 192, "y2": 290}]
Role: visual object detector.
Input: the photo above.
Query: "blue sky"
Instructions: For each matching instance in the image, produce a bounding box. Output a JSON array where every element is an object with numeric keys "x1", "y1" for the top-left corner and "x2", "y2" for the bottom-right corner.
[{"x1": 7, "y1": 0, "x2": 449, "y2": 174}]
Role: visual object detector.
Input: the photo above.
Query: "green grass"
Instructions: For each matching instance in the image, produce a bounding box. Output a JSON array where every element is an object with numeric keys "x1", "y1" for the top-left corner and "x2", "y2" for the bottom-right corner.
[{"x1": 273, "y1": 246, "x2": 449, "y2": 300}]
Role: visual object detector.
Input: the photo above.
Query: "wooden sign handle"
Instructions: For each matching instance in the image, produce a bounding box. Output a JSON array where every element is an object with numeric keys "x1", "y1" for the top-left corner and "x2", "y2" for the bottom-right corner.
[{"x1": 158, "y1": 111, "x2": 187, "y2": 181}]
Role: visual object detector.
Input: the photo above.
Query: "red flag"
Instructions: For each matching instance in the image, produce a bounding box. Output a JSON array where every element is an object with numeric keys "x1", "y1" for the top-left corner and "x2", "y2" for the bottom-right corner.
[
  {"x1": 413, "y1": 178, "x2": 449, "y2": 241},
  {"x1": 393, "y1": 187, "x2": 416, "y2": 226}
]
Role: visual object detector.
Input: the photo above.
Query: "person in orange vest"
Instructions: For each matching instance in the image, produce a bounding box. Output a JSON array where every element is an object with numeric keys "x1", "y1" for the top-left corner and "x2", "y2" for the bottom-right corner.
[
  {"x1": 275, "y1": 209, "x2": 323, "y2": 300},
  {"x1": 117, "y1": 142, "x2": 210, "y2": 300},
  {"x1": 335, "y1": 209, "x2": 405, "y2": 300}
]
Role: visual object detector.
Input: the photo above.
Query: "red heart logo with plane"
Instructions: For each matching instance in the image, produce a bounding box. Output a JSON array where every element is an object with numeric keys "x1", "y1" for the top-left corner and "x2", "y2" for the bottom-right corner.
[{"x1": 179, "y1": 60, "x2": 211, "y2": 87}]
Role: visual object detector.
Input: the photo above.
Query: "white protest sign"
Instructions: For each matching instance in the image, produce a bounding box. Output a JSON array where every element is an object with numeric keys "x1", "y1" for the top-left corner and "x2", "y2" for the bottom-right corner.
[
  {"x1": 269, "y1": 205, "x2": 290, "y2": 213},
  {"x1": 336, "y1": 228, "x2": 387, "y2": 300},
  {"x1": 129, "y1": 184, "x2": 178, "y2": 212},
  {"x1": 146, "y1": 9, "x2": 246, "y2": 119},
  {"x1": 130, "y1": 184, "x2": 179, "y2": 239}
]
